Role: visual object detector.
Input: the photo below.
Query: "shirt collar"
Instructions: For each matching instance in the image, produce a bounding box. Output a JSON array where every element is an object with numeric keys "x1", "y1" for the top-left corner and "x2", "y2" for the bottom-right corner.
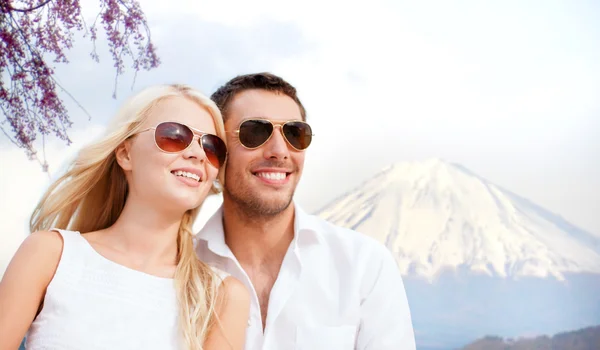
[
  {"x1": 195, "y1": 205, "x2": 230, "y2": 258},
  {"x1": 195, "y1": 202, "x2": 323, "y2": 257},
  {"x1": 292, "y1": 203, "x2": 323, "y2": 246}
]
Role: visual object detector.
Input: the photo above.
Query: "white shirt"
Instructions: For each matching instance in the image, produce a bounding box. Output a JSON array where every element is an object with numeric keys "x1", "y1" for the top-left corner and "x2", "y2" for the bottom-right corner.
[
  {"x1": 26, "y1": 229, "x2": 182, "y2": 349},
  {"x1": 195, "y1": 203, "x2": 416, "y2": 350}
]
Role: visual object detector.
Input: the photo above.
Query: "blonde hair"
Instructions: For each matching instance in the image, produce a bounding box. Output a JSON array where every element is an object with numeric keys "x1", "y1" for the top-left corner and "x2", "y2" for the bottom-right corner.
[{"x1": 30, "y1": 84, "x2": 226, "y2": 349}]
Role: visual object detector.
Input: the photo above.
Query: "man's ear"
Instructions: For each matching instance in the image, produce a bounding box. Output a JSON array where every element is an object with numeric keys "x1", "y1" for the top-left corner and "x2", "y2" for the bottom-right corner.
[{"x1": 115, "y1": 140, "x2": 133, "y2": 171}]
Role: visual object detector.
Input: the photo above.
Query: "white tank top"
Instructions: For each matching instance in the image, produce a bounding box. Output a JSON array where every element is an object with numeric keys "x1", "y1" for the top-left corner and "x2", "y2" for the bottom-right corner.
[{"x1": 25, "y1": 229, "x2": 229, "y2": 350}]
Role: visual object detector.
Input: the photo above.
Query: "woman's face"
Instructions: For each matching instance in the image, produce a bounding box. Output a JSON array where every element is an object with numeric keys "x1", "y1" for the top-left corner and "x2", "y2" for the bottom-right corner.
[{"x1": 118, "y1": 96, "x2": 222, "y2": 214}]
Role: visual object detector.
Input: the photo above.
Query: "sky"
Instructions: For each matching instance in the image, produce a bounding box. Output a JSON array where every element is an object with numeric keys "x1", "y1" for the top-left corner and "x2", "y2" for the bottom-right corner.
[{"x1": 1, "y1": 0, "x2": 599, "y2": 274}]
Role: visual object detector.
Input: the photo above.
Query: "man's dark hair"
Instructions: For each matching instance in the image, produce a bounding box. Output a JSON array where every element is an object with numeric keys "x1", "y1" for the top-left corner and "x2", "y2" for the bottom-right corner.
[{"x1": 211, "y1": 72, "x2": 307, "y2": 122}]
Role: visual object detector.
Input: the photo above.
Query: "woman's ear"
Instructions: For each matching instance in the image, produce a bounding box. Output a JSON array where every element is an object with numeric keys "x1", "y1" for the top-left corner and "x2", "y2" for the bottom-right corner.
[{"x1": 115, "y1": 140, "x2": 133, "y2": 171}]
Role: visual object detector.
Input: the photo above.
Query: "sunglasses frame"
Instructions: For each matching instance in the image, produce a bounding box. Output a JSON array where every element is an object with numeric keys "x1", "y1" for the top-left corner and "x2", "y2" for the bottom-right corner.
[
  {"x1": 134, "y1": 121, "x2": 227, "y2": 168},
  {"x1": 232, "y1": 118, "x2": 314, "y2": 151}
]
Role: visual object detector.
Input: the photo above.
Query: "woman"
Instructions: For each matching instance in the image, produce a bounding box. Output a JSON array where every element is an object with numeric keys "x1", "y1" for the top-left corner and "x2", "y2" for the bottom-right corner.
[{"x1": 0, "y1": 84, "x2": 250, "y2": 349}]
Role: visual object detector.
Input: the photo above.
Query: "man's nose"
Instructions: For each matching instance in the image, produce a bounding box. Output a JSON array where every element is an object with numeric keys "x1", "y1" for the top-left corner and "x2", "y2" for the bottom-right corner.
[{"x1": 263, "y1": 127, "x2": 290, "y2": 160}]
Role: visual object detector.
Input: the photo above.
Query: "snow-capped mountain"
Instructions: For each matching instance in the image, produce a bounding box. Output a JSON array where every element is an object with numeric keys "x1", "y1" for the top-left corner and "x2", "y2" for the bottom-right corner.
[{"x1": 317, "y1": 158, "x2": 600, "y2": 282}]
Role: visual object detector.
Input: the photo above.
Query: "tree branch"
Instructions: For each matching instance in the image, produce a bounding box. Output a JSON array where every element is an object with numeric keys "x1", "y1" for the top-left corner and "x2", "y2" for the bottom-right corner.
[
  {"x1": 1, "y1": 0, "x2": 159, "y2": 171},
  {"x1": 5, "y1": 0, "x2": 53, "y2": 13}
]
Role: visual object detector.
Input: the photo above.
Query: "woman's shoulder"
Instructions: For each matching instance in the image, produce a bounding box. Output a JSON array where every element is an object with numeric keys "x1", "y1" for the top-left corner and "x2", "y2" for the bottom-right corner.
[
  {"x1": 216, "y1": 273, "x2": 250, "y2": 310},
  {"x1": 207, "y1": 266, "x2": 247, "y2": 298},
  {"x1": 22, "y1": 230, "x2": 65, "y2": 258},
  {"x1": 1, "y1": 230, "x2": 65, "y2": 294},
  {"x1": 208, "y1": 267, "x2": 249, "y2": 303},
  {"x1": 209, "y1": 265, "x2": 231, "y2": 283},
  {"x1": 11, "y1": 229, "x2": 92, "y2": 284}
]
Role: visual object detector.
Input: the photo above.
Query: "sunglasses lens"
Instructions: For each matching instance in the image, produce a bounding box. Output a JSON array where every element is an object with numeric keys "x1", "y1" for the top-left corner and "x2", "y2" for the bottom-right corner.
[
  {"x1": 201, "y1": 134, "x2": 227, "y2": 168},
  {"x1": 155, "y1": 122, "x2": 194, "y2": 152},
  {"x1": 239, "y1": 120, "x2": 273, "y2": 148},
  {"x1": 283, "y1": 122, "x2": 312, "y2": 150}
]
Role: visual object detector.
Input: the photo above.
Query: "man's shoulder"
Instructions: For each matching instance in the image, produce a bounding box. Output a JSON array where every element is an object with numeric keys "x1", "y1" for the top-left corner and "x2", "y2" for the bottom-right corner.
[
  {"x1": 311, "y1": 214, "x2": 372, "y2": 240},
  {"x1": 307, "y1": 212, "x2": 404, "y2": 293},
  {"x1": 306, "y1": 211, "x2": 391, "y2": 258}
]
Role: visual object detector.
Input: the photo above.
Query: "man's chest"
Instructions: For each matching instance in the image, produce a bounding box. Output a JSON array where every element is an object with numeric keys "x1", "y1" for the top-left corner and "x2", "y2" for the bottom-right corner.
[
  {"x1": 196, "y1": 242, "x2": 366, "y2": 349},
  {"x1": 246, "y1": 269, "x2": 278, "y2": 328},
  {"x1": 244, "y1": 268, "x2": 362, "y2": 350}
]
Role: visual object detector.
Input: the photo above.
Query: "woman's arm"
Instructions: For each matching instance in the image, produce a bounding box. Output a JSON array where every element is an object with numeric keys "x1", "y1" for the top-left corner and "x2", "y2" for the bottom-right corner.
[
  {"x1": 0, "y1": 231, "x2": 63, "y2": 350},
  {"x1": 203, "y1": 276, "x2": 251, "y2": 350}
]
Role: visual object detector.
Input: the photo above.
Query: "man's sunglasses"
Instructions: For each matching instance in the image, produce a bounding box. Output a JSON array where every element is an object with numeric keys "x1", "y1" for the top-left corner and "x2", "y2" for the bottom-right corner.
[
  {"x1": 135, "y1": 121, "x2": 227, "y2": 169},
  {"x1": 233, "y1": 119, "x2": 313, "y2": 151}
]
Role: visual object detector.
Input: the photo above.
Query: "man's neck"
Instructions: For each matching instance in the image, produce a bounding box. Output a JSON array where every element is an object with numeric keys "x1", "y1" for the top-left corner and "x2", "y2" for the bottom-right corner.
[{"x1": 222, "y1": 201, "x2": 296, "y2": 268}]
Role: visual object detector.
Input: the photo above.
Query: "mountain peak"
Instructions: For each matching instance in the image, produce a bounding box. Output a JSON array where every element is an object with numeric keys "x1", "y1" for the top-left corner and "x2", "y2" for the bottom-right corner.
[
  {"x1": 384, "y1": 157, "x2": 452, "y2": 172},
  {"x1": 379, "y1": 157, "x2": 481, "y2": 188},
  {"x1": 317, "y1": 158, "x2": 600, "y2": 282}
]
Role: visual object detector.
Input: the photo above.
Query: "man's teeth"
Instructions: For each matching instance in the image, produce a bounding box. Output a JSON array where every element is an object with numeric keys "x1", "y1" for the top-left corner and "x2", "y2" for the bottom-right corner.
[
  {"x1": 257, "y1": 172, "x2": 286, "y2": 181},
  {"x1": 173, "y1": 170, "x2": 200, "y2": 182}
]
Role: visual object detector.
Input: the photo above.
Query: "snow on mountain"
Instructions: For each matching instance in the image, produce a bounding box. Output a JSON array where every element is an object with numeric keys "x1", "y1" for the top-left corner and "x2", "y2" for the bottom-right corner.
[{"x1": 316, "y1": 158, "x2": 600, "y2": 282}]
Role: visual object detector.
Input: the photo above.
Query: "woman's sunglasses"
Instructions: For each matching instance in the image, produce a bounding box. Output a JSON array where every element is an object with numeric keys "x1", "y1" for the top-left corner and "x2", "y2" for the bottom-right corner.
[
  {"x1": 233, "y1": 119, "x2": 313, "y2": 151},
  {"x1": 135, "y1": 121, "x2": 227, "y2": 169}
]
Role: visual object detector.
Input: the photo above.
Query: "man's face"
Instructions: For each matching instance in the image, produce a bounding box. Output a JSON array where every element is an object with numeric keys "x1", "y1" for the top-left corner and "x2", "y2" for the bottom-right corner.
[{"x1": 223, "y1": 89, "x2": 306, "y2": 216}]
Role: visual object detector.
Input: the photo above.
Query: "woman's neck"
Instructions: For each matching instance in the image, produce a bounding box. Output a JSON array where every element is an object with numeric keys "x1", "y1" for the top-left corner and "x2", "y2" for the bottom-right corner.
[{"x1": 101, "y1": 196, "x2": 185, "y2": 266}]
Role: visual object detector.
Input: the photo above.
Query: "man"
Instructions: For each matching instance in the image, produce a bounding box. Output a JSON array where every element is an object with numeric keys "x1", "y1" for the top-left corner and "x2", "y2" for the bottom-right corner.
[{"x1": 195, "y1": 72, "x2": 416, "y2": 349}]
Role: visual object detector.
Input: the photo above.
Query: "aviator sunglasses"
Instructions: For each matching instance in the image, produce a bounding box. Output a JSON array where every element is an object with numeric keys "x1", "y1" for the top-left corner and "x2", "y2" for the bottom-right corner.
[
  {"x1": 233, "y1": 119, "x2": 314, "y2": 151},
  {"x1": 135, "y1": 121, "x2": 227, "y2": 169}
]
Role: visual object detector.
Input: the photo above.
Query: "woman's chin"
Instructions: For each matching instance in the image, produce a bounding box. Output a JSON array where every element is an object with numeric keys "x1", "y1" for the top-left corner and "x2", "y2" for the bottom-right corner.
[{"x1": 168, "y1": 194, "x2": 209, "y2": 212}]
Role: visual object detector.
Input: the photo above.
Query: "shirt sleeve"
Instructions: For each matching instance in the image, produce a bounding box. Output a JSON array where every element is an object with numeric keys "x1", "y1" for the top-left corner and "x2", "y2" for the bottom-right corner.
[{"x1": 356, "y1": 242, "x2": 417, "y2": 349}]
